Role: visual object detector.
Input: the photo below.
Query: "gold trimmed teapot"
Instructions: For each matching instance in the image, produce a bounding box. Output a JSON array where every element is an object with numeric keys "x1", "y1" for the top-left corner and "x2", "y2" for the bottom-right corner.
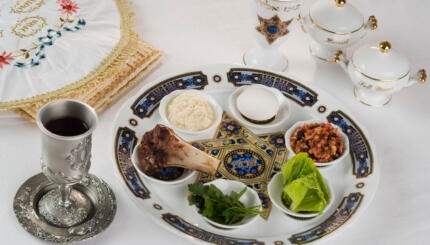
[
  {"x1": 299, "y1": 0, "x2": 377, "y2": 62},
  {"x1": 334, "y1": 41, "x2": 427, "y2": 106}
]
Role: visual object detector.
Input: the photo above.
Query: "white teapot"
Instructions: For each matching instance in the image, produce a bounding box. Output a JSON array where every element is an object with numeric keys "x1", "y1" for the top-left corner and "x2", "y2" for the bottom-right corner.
[
  {"x1": 299, "y1": 0, "x2": 377, "y2": 61},
  {"x1": 334, "y1": 41, "x2": 427, "y2": 106}
]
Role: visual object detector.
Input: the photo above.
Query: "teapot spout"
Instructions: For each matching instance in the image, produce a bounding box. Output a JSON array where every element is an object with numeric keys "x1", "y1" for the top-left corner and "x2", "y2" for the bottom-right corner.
[
  {"x1": 365, "y1": 15, "x2": 378, "y2": 31},
  {"x1": 333, "y1": 50, "x2": 348, "y2": 71}
]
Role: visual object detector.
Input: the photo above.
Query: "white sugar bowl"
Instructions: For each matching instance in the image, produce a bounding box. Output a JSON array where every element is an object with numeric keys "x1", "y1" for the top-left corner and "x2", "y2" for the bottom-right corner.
[
  {"x1": 300, "y1": 0, "x2": 377, "y2": 61},
  {"x1": 334, "y1": 41, "x2": 427, "y2": 106}
]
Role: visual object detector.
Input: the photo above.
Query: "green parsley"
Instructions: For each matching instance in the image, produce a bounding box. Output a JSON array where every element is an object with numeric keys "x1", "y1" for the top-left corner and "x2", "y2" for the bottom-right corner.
[{"x1": 188, "y1": 182, "x2": 265, "y2": 225}]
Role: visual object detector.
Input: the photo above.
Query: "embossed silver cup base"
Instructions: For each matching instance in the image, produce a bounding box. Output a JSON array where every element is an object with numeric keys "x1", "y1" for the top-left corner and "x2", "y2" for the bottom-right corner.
[
  {"x1": 13, "y1": 173, "x2": 116, "y2": 243},
  {"x1": 38, "y1": 188, "x2": 92, "y2": 227}
]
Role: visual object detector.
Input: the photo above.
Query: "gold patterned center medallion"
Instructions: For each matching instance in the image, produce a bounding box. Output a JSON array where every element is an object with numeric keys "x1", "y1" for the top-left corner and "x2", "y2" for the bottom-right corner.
[{"x1": 194, "y1": 113, "x2": 289, "y2": 219}]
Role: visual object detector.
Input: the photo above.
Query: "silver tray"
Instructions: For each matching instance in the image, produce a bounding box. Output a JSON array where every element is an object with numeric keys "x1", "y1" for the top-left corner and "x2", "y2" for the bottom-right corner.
[{"x1": 13, "y1": 173, "x2": 116, "y2": 243}]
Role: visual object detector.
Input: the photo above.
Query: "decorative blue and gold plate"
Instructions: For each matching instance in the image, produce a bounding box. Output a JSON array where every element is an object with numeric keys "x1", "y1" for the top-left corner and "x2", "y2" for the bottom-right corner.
[{"x1": 112, "y1": 64, "x2": 379, "y2": 244}]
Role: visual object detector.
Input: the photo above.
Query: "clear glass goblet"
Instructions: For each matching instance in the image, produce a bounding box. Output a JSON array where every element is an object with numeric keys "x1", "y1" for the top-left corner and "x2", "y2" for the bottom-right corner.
[
  {"x1": 36, "y1": 99, "x2": 97, "y2": 227},
  {"x1": 243, "y1": 0, "x2": 304, "y2": 71}
]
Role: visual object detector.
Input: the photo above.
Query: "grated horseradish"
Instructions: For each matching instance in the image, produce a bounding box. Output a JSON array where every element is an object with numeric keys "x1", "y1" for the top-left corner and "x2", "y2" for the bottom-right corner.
[{"x1": 166, "y1": 92, "x2": 215, "y2": 131}]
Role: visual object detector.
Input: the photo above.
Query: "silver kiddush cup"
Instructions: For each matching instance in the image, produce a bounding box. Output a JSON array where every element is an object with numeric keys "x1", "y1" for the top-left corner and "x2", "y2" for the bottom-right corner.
[{"x1": 36, "y1": 99, "x2": 98, "y2": 227}]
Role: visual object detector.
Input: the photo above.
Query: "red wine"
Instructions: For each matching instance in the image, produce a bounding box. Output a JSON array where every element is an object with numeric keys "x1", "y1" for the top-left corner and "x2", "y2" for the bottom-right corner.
[{"x1": 45, "y1": 117, "x2": 89, "y2": 136}]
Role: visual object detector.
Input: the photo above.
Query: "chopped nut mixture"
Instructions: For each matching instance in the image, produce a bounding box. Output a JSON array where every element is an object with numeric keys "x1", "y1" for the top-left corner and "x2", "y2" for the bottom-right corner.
[{"x1": 290, "y1": 123, "x2": 345, "y2": 163}]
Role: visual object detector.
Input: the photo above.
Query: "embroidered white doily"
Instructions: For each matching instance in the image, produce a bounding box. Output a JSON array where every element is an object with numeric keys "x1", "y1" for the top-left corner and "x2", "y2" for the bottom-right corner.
[{"x1": 0, "y1": 0, "x2": 121, "y2": 103}]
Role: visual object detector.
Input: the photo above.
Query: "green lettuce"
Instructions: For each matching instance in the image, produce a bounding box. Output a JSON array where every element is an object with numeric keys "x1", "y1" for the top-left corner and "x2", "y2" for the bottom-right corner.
[{"x1": 281, "y1": 152, "x2": 330, "y2": 213}]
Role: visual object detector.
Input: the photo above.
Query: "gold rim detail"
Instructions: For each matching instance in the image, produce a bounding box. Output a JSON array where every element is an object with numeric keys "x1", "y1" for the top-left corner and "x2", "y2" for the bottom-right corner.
[
  {"x1": 309, "y1": 48, "x2": 337, "y2": 62},
  {"x1": 308, "y1": 11, "x2": 364, "y2": 35},
  {"x1": 353, "y1": 87, "x2": 391, "y2": 107},
  {"x1": 351, "y1": 61, "x2": 409, "y2": 82}
]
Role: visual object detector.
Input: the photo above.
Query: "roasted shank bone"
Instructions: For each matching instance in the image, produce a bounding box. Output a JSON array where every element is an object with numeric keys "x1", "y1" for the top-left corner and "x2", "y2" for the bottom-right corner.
[{"x1": 136, "y1": 124, "x2": 220, "y2": 176}]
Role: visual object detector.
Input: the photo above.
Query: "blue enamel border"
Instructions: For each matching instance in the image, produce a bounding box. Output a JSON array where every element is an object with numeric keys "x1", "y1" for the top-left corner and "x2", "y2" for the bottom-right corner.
[
  {"x1": 115, "y1": 127, "x2": 150, "y2": 199},
  {"x1": 227, "y1": 68, "x2": 318, "y2": 107},
  {"x1": 289, "y1": 193, "x2": 363, "y2": 244},
  {"x1": 162, "y1": 213, "x2": 264, "y2": 245},
  {"x1": 131, "y1": 71, "x2": 208, "y2": 118},
  {"x1": 327, "y1": 111, "x2": 374, "y2": 178}
]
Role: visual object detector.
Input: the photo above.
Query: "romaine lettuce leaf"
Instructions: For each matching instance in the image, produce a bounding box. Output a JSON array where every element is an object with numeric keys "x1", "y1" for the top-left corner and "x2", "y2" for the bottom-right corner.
[{"x1": 281, "y1": 152, "x2": 330, "y2": 213}]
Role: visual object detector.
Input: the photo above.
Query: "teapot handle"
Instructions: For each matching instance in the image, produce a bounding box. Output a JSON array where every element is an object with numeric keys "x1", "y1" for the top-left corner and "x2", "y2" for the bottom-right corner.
[
  {"x1": 333, "y1": 50, "x2": 348, "y2": 70},
  {"x1": 366, "y1": 15, "x2": 378, "y2": 31},
  {"x1": 406, "y1": 69, "x2": 427, "y2": 87}
]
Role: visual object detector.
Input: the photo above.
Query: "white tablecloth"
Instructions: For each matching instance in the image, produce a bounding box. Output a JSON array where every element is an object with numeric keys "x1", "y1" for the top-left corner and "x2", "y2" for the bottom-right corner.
[{"x1": 1, "y1": 0, "x2": 429, "y2": 244}]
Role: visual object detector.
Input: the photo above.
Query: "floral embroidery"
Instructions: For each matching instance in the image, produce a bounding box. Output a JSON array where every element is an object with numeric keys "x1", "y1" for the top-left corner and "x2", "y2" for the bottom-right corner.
[
  {"x1": 57, "y1": 0, "x2": 79, "y2": 15},
  {"x1": 1, "y1": 0, "x2": 85, "y2": 69},
  {"x1": 0, "y1": 52, "x2": 14, "y2": 69}
]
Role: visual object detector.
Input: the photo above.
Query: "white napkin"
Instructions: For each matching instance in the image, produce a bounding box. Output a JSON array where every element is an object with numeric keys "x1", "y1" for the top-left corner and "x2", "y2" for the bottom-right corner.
[{"x1": 0, "y1": 0, "x2": 121, "y2": 102}]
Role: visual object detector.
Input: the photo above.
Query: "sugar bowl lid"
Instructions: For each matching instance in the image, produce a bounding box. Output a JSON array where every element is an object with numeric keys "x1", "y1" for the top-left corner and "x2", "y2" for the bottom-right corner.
[
  {"x1": 352, "y1": 41, "x2": 410, "y2": 81},
  {"x1": 309, "y1": 0, "x2": 364, "y2": 34}
]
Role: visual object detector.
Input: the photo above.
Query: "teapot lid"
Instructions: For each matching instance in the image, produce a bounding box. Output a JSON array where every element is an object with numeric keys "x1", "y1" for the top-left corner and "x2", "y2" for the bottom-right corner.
[
  {"x1": 352, "y1": 41, "x2": 410, "y2": 81},
  {"x1": 309, "y1": 0, "x2": 364, "y2": 34}
]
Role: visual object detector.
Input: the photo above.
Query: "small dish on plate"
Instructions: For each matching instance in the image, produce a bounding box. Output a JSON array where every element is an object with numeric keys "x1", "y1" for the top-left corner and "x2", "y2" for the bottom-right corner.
[
  {"x1": 158, "y1": 89, "x2": 223, "y2": 140},
  {"x1": 268, "y1": 172, "x2": 334, "y2": 219},
  {"x1": 228, "y1": 84, "x2": 290, "y2": 131},
  {"x1": 131, "y1": 144, "x2": 197, "y2": 185},
  {"x1": 194, "y1": 179, "x2": 262, "y2": 229},
  {"x1": 284, "y1": 119, "x2": 350, "y2": 167}
]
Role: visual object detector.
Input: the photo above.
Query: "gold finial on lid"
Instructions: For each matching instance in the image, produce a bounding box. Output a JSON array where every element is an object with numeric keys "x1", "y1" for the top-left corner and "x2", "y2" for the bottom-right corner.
[
  {"x1": 379, "y1": 41, "x2": 391, "y2": 53},
  {"x1": 335, "y1": 0, "x2": 346, "y2": 7}
]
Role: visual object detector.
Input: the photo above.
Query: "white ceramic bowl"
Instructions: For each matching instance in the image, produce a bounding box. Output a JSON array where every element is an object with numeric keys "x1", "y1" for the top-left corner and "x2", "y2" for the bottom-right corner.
[
  {"x1": 158, "y1": 89, "x2": 223, "y2": 139},
  {"x1": 268, "y1": 173, "x2": 334, "y2": 219},
  {"x1": 198, "y1": 179, "x2": 262, "y2": 229},
  {"x1": 131, "y1": 144, "x2": 197, "y2": 185},
  {"x1": 284, "y1": 119, "x2": 349, "y2": 167},
  {"x1": 228, "y1": 84, "x2": 291, "y2": 131}
]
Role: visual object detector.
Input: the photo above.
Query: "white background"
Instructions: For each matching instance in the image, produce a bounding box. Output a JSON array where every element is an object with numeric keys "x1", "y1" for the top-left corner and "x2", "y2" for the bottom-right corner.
[{"x1": 1, "y1": 0, "x2": 429, "y2": 244}]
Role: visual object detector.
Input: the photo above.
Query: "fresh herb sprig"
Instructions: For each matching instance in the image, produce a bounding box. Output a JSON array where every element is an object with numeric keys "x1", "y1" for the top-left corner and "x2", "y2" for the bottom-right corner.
[{"x1": 188, "y1": 182, "x2": 264, "y2": 225}]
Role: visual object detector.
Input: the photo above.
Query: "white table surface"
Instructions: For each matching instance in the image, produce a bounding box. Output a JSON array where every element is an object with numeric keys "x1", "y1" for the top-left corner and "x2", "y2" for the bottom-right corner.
[{"x1": 1, "y1": 0, "x2": 430, "y2": 244}]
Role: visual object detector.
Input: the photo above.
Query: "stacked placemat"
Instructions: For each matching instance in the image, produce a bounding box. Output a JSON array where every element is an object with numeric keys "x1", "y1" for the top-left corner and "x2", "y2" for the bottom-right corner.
[{"x1": 0, "y1": 0, "x2": 162, "y2": 121}]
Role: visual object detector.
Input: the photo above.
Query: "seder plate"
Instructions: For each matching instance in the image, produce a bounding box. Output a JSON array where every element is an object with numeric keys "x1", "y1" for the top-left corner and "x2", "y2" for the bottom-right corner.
[
  {"x1": 111, "y1": 64, "x2": 379, "y2": 244},
  {"x1": 13, "y1": 173, "x2": 117, "y2": 243}
]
